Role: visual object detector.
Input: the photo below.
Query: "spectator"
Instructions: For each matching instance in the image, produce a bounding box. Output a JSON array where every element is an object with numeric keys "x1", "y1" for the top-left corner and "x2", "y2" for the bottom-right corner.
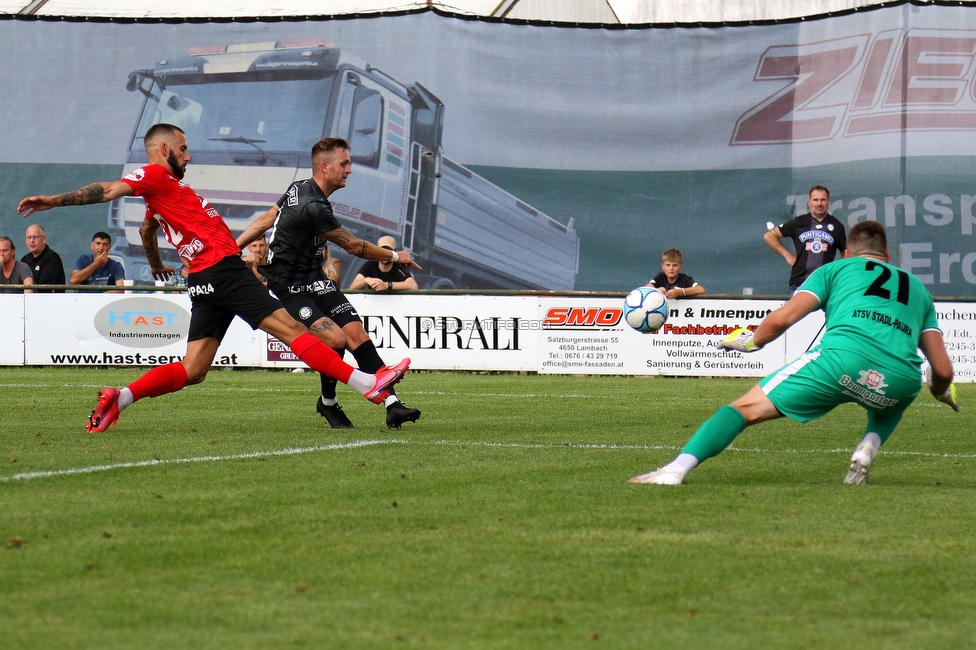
[
  {"x1": 348, "y1": 235, "x2": 419, "y2": 291},
  {"x1": 22, "y1": 224, "x2": 65, "y2": 292},
  {"x1": 242, "y1": 234, "x2": 268, "y2": 283},
  {"x1": 0, "y1": 236, "x2": 34, "y2": 293},
  {"x1": 764, "y1": 185, "x2": 847, "y2": 293},
  {"x1": 70, "y1": 231, "x2": 125, "y2": 290},
  {"x1": 645, "y1": 247, "x2": 704, "y2": 299}
]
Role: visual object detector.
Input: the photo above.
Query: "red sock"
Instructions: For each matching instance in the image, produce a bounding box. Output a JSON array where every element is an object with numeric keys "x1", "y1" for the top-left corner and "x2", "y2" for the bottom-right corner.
[
  {"x1": 127, "y1": 362, "x2": 189, "y2": 401},
  {"x1": 291, "y1": 332, "x2": 354, "y2": 383}
]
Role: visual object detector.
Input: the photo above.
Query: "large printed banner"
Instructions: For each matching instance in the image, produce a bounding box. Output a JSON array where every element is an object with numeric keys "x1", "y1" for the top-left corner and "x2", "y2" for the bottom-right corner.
[
  {"x1": 0, "y1": 295, "x2": 25, "y2": 365},
  {"x1": 21, "y1": 294, "x2": 261, "y2": 367},
  {"x1": 4, "y1": 294, "x2": 973, "y2": 382},
  {"x1": 938, "y1": 302, "x2": 976, "y2": 383},
  {"x1": 536, "y1": 297, "x2": 818, "y2": 377},
  {"x1": 262, "y1": 294, "x2": 538, "y2": 371},
  {"x1": 3, "y1": 6, "x2": 976, "y2": 297}
]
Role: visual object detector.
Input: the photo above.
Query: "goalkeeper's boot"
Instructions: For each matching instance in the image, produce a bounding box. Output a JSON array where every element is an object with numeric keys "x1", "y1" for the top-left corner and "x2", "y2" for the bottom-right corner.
[
  {"x1": 87, "y1": 387, "x2": 121, "y2": 433},
  {"x1": 630, "y1": 466, "x2": 685, "y2": 485},
  {"x1": 844, "y1": 447, "x2": 875, "y2": 485},
  {"x1": 386, "y1": 400, "x2": 421, "y2": 429},
  {"x1": 316, "y1": 400, "x2": 355, "y2": 429},
  {"x1": 364, "y1": 358, "x2": 410, "y2": 404}
]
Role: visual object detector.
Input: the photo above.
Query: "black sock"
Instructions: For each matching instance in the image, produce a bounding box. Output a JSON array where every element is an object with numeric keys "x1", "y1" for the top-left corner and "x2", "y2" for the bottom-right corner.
[
  {"x1": 351, "y1": 340, "x2": 384, "y2": 373},
  {"x1": 319, "y1": 348, "x2": 343, "y2": 401}
]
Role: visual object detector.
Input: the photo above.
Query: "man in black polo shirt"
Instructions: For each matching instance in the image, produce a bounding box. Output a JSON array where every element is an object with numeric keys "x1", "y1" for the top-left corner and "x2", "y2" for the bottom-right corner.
[
  {"x1": 764, "y1": 185, "x2": 847, "y2": 293},
  {"x1": 22, "y1": 224, "x2": 65, "y2": 292}
]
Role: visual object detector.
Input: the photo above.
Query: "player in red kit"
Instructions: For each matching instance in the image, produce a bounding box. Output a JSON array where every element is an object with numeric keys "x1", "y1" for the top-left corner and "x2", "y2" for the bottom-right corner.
[{"x1": 18, "y1": 123, "x2": 408, "y2": 432}]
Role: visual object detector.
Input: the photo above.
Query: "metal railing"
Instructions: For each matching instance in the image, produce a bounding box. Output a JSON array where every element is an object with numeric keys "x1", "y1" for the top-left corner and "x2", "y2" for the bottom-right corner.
[{"x1": 5, "y1": 284, "x2": 974, "y2": 302}]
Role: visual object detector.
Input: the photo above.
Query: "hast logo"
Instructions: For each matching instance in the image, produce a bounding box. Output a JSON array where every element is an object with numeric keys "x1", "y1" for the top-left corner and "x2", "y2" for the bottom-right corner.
[{"x1": 94, "y1": 297, "x2": 190, "y2": 349}]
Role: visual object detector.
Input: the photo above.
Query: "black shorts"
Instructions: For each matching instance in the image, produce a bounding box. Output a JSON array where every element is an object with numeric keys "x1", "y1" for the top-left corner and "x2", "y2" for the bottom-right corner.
[
  {"x1": 186, "y1": 255, "x2": 283, "y2": 342},
  {"x1": 268, "y1": 277, "x2": 361, "y2": 330}
]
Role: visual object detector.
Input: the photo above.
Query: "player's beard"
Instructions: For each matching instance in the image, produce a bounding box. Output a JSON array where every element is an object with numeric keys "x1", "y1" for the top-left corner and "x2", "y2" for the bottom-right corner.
[{"x1": 168, "y1": 151, "x2": 186, "y2": 180}]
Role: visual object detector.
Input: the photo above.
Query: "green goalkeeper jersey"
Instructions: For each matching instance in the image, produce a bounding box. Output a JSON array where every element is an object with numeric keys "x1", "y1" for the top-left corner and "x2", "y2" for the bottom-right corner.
[{"x1": 797, "y1": 256, "x2": 940, "y2": 375}]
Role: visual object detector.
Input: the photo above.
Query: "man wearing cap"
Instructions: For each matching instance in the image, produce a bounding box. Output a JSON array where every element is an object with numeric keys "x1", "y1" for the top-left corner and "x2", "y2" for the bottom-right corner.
[
  {"x1": 348, "y1": 235, "x2": 419, "y2": 292},
  {"x1": 236, "y1": 137, "x2": 422, "y2": 430}
]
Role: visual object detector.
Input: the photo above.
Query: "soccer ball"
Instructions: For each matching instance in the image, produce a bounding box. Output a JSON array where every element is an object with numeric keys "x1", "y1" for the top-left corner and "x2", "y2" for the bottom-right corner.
[{"x1": 623, "y1": 287, "x2": 669, "y2": 333}]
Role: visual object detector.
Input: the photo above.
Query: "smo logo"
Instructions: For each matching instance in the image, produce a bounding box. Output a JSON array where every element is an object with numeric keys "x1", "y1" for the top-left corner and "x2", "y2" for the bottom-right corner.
[
  {"x1": 544, "y1": 306, "x2": 623, "y2": 329},
  {"x1": 94, "y1": 298, "x2": 190, "y2": 349}
]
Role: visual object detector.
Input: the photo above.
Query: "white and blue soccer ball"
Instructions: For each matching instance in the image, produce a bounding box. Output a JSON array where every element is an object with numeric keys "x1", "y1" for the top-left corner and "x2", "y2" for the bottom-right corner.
[{"x1": 623, "y1": 287, "x2": 669, "y2": 333}]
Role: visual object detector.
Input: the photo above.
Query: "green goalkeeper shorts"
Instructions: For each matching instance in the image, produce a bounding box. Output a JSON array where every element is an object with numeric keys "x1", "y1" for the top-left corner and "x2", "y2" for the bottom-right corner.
[{"x1": 759, "y1": 347, "x2": 922, "y2": 426}]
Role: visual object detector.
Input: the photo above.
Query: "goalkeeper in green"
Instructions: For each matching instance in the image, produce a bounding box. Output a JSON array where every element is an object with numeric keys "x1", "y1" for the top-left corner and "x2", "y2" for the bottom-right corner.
[{"x1": 632, "y1": 220, "x2": 958, "y2": 486}]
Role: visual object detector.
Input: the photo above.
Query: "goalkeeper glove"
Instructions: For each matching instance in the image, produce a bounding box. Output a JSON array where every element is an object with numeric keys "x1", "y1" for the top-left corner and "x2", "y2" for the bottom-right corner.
[
  {"x1": 717, "y1": 328, "x2": 762, "y2": 353},
  {"x1": 925, "y1": 366, "x2": 960, "y2": 412},
  {"x1": 935, "y1": 384, "x2": 960, "y2": 412}
]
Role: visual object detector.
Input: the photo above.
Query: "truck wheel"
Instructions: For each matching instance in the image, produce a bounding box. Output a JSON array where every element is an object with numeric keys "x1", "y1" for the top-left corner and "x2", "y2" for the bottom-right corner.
[{"x1": 426, "y1": 277, "x2": 456, "y2": 290}]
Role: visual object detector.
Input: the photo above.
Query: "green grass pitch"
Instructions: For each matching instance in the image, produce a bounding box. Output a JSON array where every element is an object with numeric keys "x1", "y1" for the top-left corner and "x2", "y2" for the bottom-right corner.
[{"x1": 2, "y1": 367, "x2": 975, "y2": 649}]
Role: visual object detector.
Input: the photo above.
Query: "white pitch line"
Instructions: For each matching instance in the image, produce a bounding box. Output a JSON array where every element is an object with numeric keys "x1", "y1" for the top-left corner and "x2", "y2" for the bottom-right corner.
[
  {"x1": 0, "y1": 439, "x2": 402, "y2": 483},
  {"x1": 401, "y1": 390, "x2": 711, "y2": 401},
  {"x1": 426, "y1": 440, "x2": 682, "y2": 450},
  {"x1": 4, "y1": 438, "x2": 975, "y2": 483},
  {"x1": 0, "y1": 384, "x2": 710, "y2": 400},
  {"x1": 423, "y1": 440, "x2": 976, "y2": 459}
]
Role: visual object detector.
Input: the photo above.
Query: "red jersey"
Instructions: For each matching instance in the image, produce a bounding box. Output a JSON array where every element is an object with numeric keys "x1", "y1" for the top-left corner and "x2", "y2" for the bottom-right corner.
[{"x1": 121, "y1": 164, "x2": 241, "y2": 273}]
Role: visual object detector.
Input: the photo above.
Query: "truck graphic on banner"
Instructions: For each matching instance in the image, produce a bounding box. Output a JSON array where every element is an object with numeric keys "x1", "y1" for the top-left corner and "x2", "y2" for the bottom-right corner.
[{"x1": 108, "y1": 39, "x2": 579, "y2": 290}]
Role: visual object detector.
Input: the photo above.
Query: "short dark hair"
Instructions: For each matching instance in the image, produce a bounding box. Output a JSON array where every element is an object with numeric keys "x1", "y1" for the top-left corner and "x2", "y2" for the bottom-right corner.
[
  {"x1": 144, "y1": 123, "x2": 185, "y2": 152},
  {"x1": 311, "y1": 137, "x2": 350, "y2": 162},
  {"x1": 0, "y1": 235, "x2": 14, "y2": 251},
  {"x1": 92, "y1": 231, "x2": 112, "y2": 243},
  {"x1": 809, "y1": 184, "x2": 830, "y2": 198},
  {"x1": 847, "y1": 220, "x2": 888, "y2": 257}
]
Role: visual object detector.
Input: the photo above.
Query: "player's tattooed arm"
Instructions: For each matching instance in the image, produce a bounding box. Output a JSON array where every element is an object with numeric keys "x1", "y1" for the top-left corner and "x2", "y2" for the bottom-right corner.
[
  {"x1": 140, "y1": 218, "x2": 165, "y2": 269},
  {"x1": 140, "y1": 217, "x2": 176, "y2": 281},
  {"x1": 55, "y1": 183, "x2": 106, "y2": 206},
  {"x1": 53, "y1": 181, "x2": 133, "y2": 207},
  {"x1": 322, "y1": 226, "x2": 422, "y2": 269},
  {"x1": 18, "y1": 180, "x2": 132, "y2": 217},
  {"x1": 324, "y1": 227, "x2": 369, "y2": 258}
]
